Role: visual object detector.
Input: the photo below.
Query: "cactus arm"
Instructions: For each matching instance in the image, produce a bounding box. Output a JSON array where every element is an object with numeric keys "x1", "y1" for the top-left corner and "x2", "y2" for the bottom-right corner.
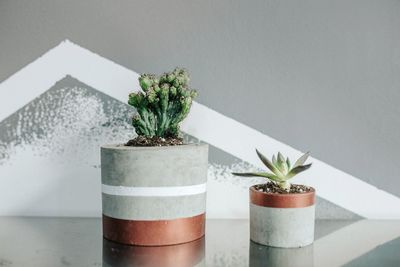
[
  {"x1": 148, "y1": 112, "x2": 156, "y2": 135},
  {"x1": 132, "y1": 116, "x2": 149, "y2": 136},
  {"x1": 156, "y1": 86, "x2": 170, "y2": 136},
  {"x1": 140, "y1": 108, "x2": 156, "y2": 136}
]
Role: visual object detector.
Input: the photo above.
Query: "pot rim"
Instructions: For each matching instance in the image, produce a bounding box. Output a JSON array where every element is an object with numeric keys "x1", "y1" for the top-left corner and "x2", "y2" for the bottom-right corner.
[
  {"x1": 250, "y1": 183, "x2": 316, "y2": 208},
  {"x1": 101, "y1": 143, "x2": 207, "y2": 150}
]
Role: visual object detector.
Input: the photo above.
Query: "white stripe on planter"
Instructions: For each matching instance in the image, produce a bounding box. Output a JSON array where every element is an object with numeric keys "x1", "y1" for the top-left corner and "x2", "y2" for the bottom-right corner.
[{"x1": 102, "y1": 183, "x2": 207, "y2": 197}]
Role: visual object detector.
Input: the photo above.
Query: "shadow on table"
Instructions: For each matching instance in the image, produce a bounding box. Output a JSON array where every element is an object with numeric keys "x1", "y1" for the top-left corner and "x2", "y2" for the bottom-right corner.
[{"x1": 103, "y1": 236, "x2": 205, "y2": 267}]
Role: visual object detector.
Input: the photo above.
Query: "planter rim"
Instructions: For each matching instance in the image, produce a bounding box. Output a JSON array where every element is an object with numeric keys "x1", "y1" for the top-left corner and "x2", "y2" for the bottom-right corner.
[
  {"x1": 250, "y1": 183, "x2": 315, "y2": 208},
  {"x1": 101, "y1": 143, "x2": 207, "y2": 151}
]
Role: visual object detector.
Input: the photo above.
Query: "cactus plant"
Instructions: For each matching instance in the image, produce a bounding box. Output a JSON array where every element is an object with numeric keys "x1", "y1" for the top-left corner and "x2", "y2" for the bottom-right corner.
[
  {"x1": 233, "y1": 150, "x2": 312, "y2": 191},
  {"x1": 128, "y1": 68, "x2": 197, "y2": 138}
]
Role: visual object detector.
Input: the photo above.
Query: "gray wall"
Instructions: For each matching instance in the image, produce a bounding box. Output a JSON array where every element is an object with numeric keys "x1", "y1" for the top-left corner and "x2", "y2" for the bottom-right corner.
[{"x1": 1, "y1": 0, "x2": 399, "y2": 217}]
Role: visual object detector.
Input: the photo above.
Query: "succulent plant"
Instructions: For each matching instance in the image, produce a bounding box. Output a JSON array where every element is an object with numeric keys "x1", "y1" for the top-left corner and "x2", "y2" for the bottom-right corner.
[
  {"x1": 128, "y1": 68, "x2": 197, "y2": 138},
  {"x1": 233, "y1": 150, "x2": 312, "y2": 191}
]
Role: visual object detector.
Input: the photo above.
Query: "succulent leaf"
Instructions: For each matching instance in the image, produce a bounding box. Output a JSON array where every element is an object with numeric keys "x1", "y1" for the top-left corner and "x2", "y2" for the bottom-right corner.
[
  {"x1": 276, "y1": 152, "x2": 289, "y2": 174},
  {"x1": 288, "y1": 163, "x2": 312, "y2": 178},
  {"x1": 286, "y1": 157, "x2": 291, "y2": 170},
  {"x1": 272, "y1": 155, "x2": 277, "y2": 165},
  {"x1": 255, "y1": 149, "x2": 284, "y2": 177},
  {"x1": 293, "y1": 151, "x2": 310, "y2": 168},
  {"x1": 277, "y1": 152, "x2": 285, "y2": 164}
]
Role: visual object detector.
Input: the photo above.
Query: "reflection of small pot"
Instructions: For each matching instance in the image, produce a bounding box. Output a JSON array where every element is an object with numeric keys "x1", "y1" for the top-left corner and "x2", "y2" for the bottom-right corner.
[
  {"x1": 103, "y1": 236, "x2": 205, "y2": 267},
  {"x1": 249, "y1": 240, "x2": 314, "y2": 267},
  {"x1": 250, "y1": 184, "x2": 316, "y2": 248}
]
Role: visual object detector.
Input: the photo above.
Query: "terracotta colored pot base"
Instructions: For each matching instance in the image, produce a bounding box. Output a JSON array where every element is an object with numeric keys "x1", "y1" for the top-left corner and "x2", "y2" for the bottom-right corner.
[{"x1": 102, "y1": 213, "x2": 206, "y2": 246}]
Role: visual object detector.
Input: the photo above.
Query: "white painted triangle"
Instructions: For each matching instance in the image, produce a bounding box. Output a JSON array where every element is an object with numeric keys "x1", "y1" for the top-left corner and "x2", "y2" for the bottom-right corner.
[{"x1": 0, "y1": 40, "x2": 399, "y2": 219}]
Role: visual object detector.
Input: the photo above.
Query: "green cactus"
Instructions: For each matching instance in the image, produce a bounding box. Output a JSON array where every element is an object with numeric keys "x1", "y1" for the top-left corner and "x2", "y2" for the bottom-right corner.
[
  {"x1": 128, "y1": 68, "x2": 197, "y2": 138},
  {"x1": 233, "y1": 150, "x2": 312, "y2": 191}
]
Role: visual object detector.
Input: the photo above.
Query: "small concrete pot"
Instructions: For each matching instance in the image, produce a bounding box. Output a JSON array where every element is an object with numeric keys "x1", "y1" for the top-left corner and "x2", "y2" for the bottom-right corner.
[
  {"x1": 101, "y1": 143, "x2": 208, "y2": 246},
  {"x1": 249, "y1": 184, "x2": 316, "y2": 248}
]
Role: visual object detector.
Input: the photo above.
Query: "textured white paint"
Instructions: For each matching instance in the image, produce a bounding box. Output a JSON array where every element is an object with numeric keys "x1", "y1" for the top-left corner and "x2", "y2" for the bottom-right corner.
[
  {"x1": 0, "y1": 40, "x2": 399, "y2": 218},
  {"x1": 102, "y1": 183, "x2": 207, "y2": 197},
  {"x1": 0, "y1": 40, "x2": 139, "y2": 121}
]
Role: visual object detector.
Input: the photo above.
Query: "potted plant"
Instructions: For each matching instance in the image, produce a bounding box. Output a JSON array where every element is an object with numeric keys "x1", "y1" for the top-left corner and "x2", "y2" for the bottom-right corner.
[
  {"x1": 101, "y1": 68, "x2": 208, "y2": 246},
  {"x1": 233, "y1": 150, "x2": 314, "y2": 248}
]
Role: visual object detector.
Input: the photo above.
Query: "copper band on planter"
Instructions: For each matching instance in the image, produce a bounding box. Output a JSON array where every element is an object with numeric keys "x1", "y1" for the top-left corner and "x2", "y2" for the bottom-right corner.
[
  {"x1": 250, "y1": 185, "x2": 315, "y2": 208},
  {"x1": 103, "y1": 236, "x2": 205, "y2": 267},
  {"x1": 103, "y1": 213, "x2": 205, "y2": 246}
]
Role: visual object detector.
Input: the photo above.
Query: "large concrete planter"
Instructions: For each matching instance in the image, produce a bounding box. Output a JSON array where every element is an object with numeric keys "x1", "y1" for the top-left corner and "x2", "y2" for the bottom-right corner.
[
  {"x1": 249, "y1": 184, "x2": 316, "y2": 248},
  {"x1": 101, "y1": 143, "x2": 208, "y2": 246}
]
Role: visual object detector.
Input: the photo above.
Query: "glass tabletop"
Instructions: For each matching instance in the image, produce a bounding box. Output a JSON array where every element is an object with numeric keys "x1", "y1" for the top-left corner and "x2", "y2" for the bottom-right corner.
[{"x1": 0, "y1": 217, "x2": 399, "y2": 267}]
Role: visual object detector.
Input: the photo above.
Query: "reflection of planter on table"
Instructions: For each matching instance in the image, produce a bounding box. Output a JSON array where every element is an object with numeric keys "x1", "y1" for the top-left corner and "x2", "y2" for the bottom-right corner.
[
  {"x1": 103, "y1": 236, "x2": 205, "y2": 267},
  {"x1": 249, "y1": 240, "x2": 314, "y2": 267},
  {"x1": 101, "y1": 143, "x2": 208, "y2": 246}
]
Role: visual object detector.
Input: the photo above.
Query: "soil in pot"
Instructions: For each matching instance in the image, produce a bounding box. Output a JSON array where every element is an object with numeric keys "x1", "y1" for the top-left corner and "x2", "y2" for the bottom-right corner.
[
  {"x1": 125, "y1": 135, "x2": 184, "y2": 147},
  {"x1": 254, "y1": 182, "x2": 312, "y2": 194}
]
